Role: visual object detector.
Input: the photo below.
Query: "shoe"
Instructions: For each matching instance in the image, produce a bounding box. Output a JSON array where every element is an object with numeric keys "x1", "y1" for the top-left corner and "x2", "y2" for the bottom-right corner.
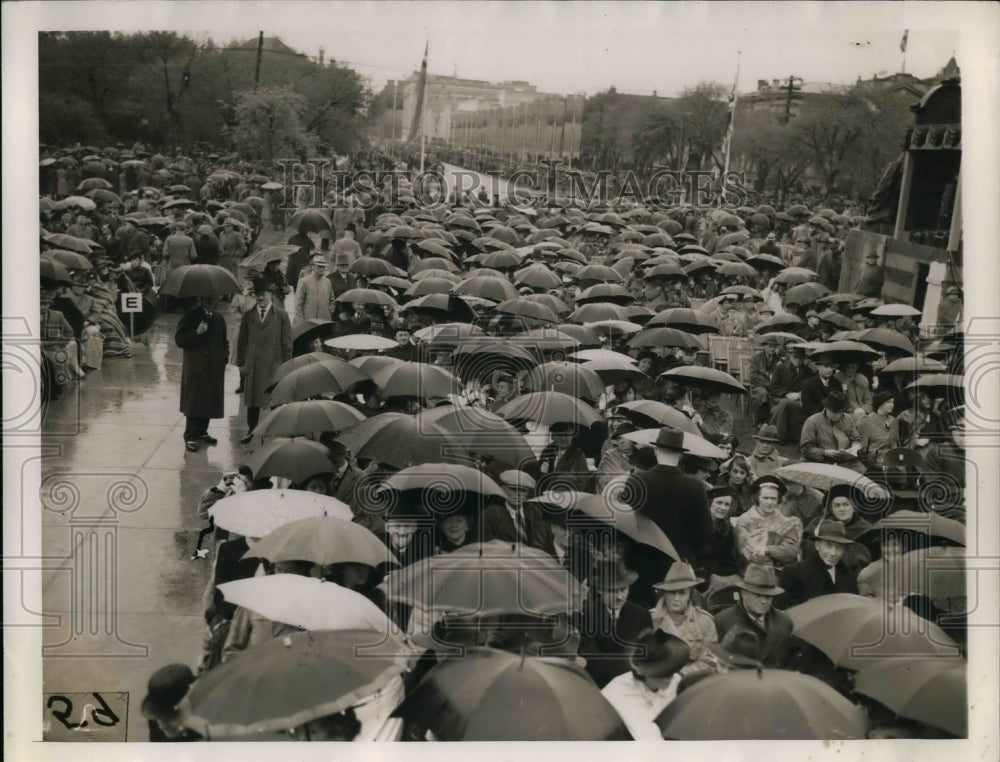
[
  {"x1": 200, "y1": 434, "x2": 218, "y2": 446},
  {"x1": 185, "y1": 441, "x2": 198, "y2": 452},
  {"x1": 235, "y1": 386, "x2": 244, "y2": 393},
  {"x1": 240, "y1": 433, "x2": 254, "y2": 444}
]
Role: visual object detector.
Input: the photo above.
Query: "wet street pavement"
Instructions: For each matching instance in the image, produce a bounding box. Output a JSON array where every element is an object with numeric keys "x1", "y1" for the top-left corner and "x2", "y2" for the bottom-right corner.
[{"x1": 39, "y1": 234, "x2": 287, "y2": 741}]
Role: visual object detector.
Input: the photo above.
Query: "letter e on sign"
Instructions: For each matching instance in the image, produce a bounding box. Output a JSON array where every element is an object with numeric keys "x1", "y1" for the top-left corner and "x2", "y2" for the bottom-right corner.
[{"x1": 120, "y1": 293, "x2": 143, "y2": 314}]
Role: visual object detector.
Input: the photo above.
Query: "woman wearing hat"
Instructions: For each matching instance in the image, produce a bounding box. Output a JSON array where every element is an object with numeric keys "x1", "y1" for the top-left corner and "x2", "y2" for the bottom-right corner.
[
  {"x1": 650, "y1": 563, "x2": 718, "y2": 677},
  {"x1": 694, "y1": 486, "x2": 741, "y2": 590},
  {"x1": 734, "y1": 475, "x2": 803, "y2": 569},
  {"x1": 858, "y1": 391, "x2": 900, "y2": 468},
  {"x1": 802, "y1": 484, "x2": 872, "y2": 575}
]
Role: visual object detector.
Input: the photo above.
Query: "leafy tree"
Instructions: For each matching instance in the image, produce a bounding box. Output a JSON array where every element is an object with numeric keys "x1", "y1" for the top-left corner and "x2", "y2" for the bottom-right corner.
[{"x1": 231, "y1": 87, "x2": 318, "y2": 164}]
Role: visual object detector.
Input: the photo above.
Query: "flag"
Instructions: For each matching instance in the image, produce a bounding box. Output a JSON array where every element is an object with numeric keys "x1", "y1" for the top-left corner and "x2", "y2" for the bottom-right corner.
[
  {"x1": 900, "y1": 30, "x2": 908, "y2": 53},
  {"x1": 406, "y1": 42, "x2": 428, "y2": 143},
  {"x1": 720, "y1": 54, "x2": 741, "y2": 177}
]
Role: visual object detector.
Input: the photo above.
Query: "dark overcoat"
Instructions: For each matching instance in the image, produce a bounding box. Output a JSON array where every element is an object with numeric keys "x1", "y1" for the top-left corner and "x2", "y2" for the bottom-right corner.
[
  {"x1": 235, "y1": 306, "x2": 292, "y2": 409},
  {"x1": 175, "y1": 306, "x2": 229, "y2": 419},
  {"x1": 776, "y1": 553, "x2": 858, "y2": 609},
  {"x1": 715, "y1": 602, "x2": 793, "y2": 667}
]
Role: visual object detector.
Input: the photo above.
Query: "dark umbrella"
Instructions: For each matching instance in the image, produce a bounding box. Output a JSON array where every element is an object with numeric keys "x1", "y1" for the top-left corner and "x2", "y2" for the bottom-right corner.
[
  {"x1": 858, "y1": 510, "x2": 965, "y2": 547},
  {"x1": 40, "y1": 256, "x2": 73, "y2": 284},
  {"x1": 495, "y1": 299, "x2": 560, "y2": 325},
  {"x1": 612, "y1": 400, "x2": 702, "y2": 433},
  {"x1": 182, "y1": 629, "x2": 407, "y2": 739},
  {"x1": 629, "y1": 327, "x2": 704, "y2": 350},
  {"x1": 86, "y1": 188, "x2": 122, "y2": 205},
  {"x1": 336, "y1": 288, "x2": 399, "y2": 309},
  {"x1": 753, "y1": 313, "x2": 806, "y2": 334},
  {"x1": 350, "y1": 257, "x2": 404, "y2": 278},
  {"x1": 290, "y1": 319, "x2": 336, "y2": 354},
  {"x1": 647, "y1": 308, "x2": 720, "y2": 334},
  {"x1": 253, "y1": 400, "x2": 365, "y2": 439},
  {"x1": 659, "y1": 366, "x2": 746, "y2": 394},
  {"x1": 159, "y1": 264, "x2": 242, "y2": 297},
  {"x1": 808, "y1": 340, "x2": 881, "y2": 366},
  {"x1": 43, "y1": 233, "x2": 93, "y2": 253},
  {"x1": 568, "y1": 302, "x2": 627, "y2": 323},
  {"x1": 346, "y1": 414, "x2": 468, "y2": 468},
  {"x1": 787, "y1": 593, "x2": 960, "y2": 670},
  {"x1": 416, "y1": 405, "x2": 536, "y2": 468},
  {"x1": 784, "y1": 282, "x2": 831, "y2": 305},
  {"x1": 496, "y1": 391, "x2": 601, "y2": 427},
  {"x1": 46, "y1": 249, "x2": 93, "y2": 271},
  {"x1": 656, "y1": 669, "x2": 869, "y2": 740},
  {"x1": 575, "y1": 283, "x2": 633, "y2": 305},
  {"x1": 397, "y1": 648, "x2": 630, "y2": 740},
  {"x1": 245, "y1": 516, "x2": 396, "y2": 567},
  {"x1": 382, "y1": 463, "x2": 505, "y2": 498},
  {"x1": 525, "y1": 361, "x2": 606, "y2": 401},
  {"x1": 370, "y1": 362, "x2": 461, "y2": 400},
  {"x1": 858, "y1": 327, "x2": 915, "y2": 356},
  {"x1": 240, "y1": 244, "x2": 299, "y2": 271},
  {"x1": 515, "y1": 265, "x2": 562, "y2": 290},
  {"x1": 288, "y1": 208, "x2": 332, "y2": 233},
  {"x1": 452, "y1": 276, "x2": 518, "y2": 303},
  {"x1": 853, "y1": 658, "x2": 966, "y2": 737},
  {"x1": 266, "y1": 359, "x2": 371, "y2": 406},
  {"x1": 452, "y1": 341, "x2": 539, "y2": 381},
  {"x1": 243, "y1": 438, "x2": 335, "y2": 484}
]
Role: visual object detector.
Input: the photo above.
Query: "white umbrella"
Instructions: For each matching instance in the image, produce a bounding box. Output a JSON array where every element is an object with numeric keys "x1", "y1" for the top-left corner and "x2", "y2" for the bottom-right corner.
[
  {"x1": 209, "y1": 489, "x2": 353, "y2": 538},
  {"x1": 326, "y1": 334, "x2": 398, "y2": 351},
  {"x1": 218, "y1": 575, "x2": 391, "y2": 632}
]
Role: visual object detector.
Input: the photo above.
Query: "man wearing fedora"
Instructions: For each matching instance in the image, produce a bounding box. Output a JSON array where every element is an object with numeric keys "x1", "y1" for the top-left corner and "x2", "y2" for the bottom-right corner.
[
  {"x1": 714, "y1": 562, "x2": 793, "y2": 668},
  {"x1": 294, "y1": 254, "x2": 336, "y2": 323},
  {"x1": 622, "y1": 428, "x2": 712, "y2": 606},
  {"x1": 768, "y1": 344, "x2": 814, "y2": 443},
  {"x1": 601, "y1": 629, "x2": 689, "y2": 740},
  {"x1": 236, "y1": 278, "x2": 292, "y2": 444},
  {"x1": 777, "y1": 519, "x2": 858, "y2": 608},
  {"x1": 800, "y1": 390, "x2": 865, "y2": 472},
  {"x1": 800, "y1": 356, "x2": 843, "y2": 419},
  {"x1": 142, "y1": 663, "x2": 200, "y2": 741},
  {"x1": 579, "y1": 555, "x2": 653, "y2": 688}
]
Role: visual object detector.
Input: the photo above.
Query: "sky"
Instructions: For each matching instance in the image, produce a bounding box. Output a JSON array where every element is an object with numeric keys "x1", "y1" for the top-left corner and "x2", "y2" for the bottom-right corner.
[
  {"x1": 22, "y1": 1, "x2": 965, "y2": 97},
  {"x1": 174, "y1": 2, "x2": 962, "y2": 96}
]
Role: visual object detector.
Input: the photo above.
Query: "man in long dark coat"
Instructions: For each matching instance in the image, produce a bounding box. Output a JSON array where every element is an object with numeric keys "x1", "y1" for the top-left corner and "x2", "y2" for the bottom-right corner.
[
  {"x1": 621, "y1": 428, "x2": 712, "y2": 607},
  {"x1": 776, "y1": 520, "x2": 858, "y2": 608},
  {"x1": 175, "y1": 295, "x2": 229, "y2": 451},
  {"x1": 236, "y1": 279, "x2": 292, "y2": 443}
]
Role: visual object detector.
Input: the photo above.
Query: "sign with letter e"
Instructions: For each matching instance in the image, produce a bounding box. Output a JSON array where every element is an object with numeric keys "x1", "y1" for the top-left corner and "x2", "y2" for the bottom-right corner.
[{"x1": 120, "y1": 293, "x2": 143, "y2": 314}]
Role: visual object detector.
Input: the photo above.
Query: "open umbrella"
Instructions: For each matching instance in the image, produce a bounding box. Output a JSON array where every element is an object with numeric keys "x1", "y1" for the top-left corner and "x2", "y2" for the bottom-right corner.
[
  {"x1": 415, "y1": 405, "x2": 535, "y2": 469},
  {"x1": 496, "y1": 391, "x2": 602, "y2": 428},
  {"x1": 405, "y1": 276, "x2": 455, "y2": 298},
  {"x1": 863, "y1": 546, "x2": 966, "y2": 605},
  {"x1": 45, "y1": 249, "x2": 93, "y2": 271},
  {"x1": 575, "y1": 283, "x2": 633, "y2": 305},
  {"x1": 381, "y1": 463, "x2": 505, "y2": 499},
  {"x1": 786, "y1": 593, "x2": 960, "y2": 670},
  {"x1": 581, "y1": 357, "x2": 647, "y2": 385},
  {"x1": 239, "y1": 244, "x2": 299, "y2": 271},
  {"x1": 351, "y1": 415, "x2": 467, "y2": 469},
  {"x1": 209, "y1": 489, "x2": 352, "y2": 537},
  {"x1": 870, "y1": 303, "x2": 922, "y2": 318},
  {"x1": 859, "y1": 328, "x2": 915, "y2": 356},
  {"x1": 181, "y1": 629, "x2": 407, "y2": 739},
  {"x1": 514, "y1": 265, "x2": 562, "y2": 290},
  {"x1": 495, "y1": 299, "x2": 560, "y2": 325},
  {"x1": 529, "y1": 491, "x2": 678, "y2": 560},
  {"x1": 554, "y1": 324, "x2": 600, "y2": 346},
  {"x1": 853, "y1": 658, "x2": 966, "y2": 737},
  {"x1": 452, "y1": 341, "x2": 539, "y2": 380},
  {"x1": 808, "y1": 340, "x2": 881, "y2": 365},
  {"x1": 60, "y1": 195, "x2": 98, "y2": 211},
  {"x1": 381, "y1": 544, "x2": 585, "y2": 616},
  {"x1": 525, "y1": 361, "x2": 606, "y2": 401},
  {"x1": 159, "y1": 264, "x2": 242, "y2": 297},
  {"x1": 414, "y1": 322, "x2": 485, "y2": 346},
  {"x1": 403, "y1": 293, "x2": 479, "y2": 323},
  {"x1": 371, "y1": 362, "x2": 461, "y2": 400},
  {"x1": 628, "y1": 326, "x2": 703, "y2": 350},
  {"x1": 716, "y1": 261, "x2": 757, "y2": 279},
  {"x1": 784, "y1": 282, "x2": 831, "y2": 305},
  {"x1": 396, "y1": 648, "x2": 630, "y2": 741},
  {"x1": 753, "y1": 313, "x2": 806, "y2": 334},
  {"x1": 509, "y1": 328, "x2": 582, "y2": 355},
  {"x1": 647, "y1": 308, "x2": 720, "y2": 334},
  {"x1": 568, "y1": 302, "x2": 627, "y2": 323},
  {"x1": 219, "y1": 575, "x2": 390, "y2": 632},
  {"x1": 254, "y1": 400, "x2": 365, "y2": 438},
  {"x1": 40, "y1": 256, "x2": 73, "y2": 284},
  {"x1": 612, "y1": 399, "x2": 700, "y2": 433},
  {"x1": 655, "y1": 669, "x2": 869, "y2": 740},
  {"x1": 290, "y1": 320, "x2": 336, "y2": 355},
  {"x1": 452, "y1": 276, "x2": 518, "y2": 303},
  {"x1": 858, "y1": 510, "x2": 965, "y2": 547},
  {"x1": 335, "y1": 288, "x2": 399, "y2": 308},
  {"x1": 324, "y1": 334, "x2": 399, "y2": 352},
  {"x1": 350, "y1": 257, "x2": 403, "y2": 277},
  {"x1": 660, "y1": 366, "x2": 746, "y2": 394},
  {"x1": 817, "y1": 310, "x2": 855, "y2": 331},
  {"x1": 574, "y1": 264, "x2": 623, "y2": 283},
  {"x1": 569, "y1": 348, "x2": 637, "y2": 364},
  {"x1": 267, "y1": 359, "x2": 370, "y2": 406},
  {"x1": 288, "y1": 208, "x2": 332, "y2": 233},
  {"x1": 243, "y1": 438, "x2": 334, "y2": 484},
  {"x1": 774, "y1": 463, "x2": 891, "y2": 502},
  {"x1": 882, "y1": 356, "x2": 946, "y2": 374},
  {"x1": 747, "y1": 253, "x2": 787, "y2": 271},
  {"x1": 773, "y1": 267, "x2": 819, "y2": 284},
  {"x1": 43, "y1": 233, "x2": 93, "y2": 253},
  {"x1": 905, "y1": 373, "x2": 963, "y2": 395},
  {"x1": 245, "y1": 516, "x2": 397, "y2": 567},
  {"x1": 86, "y1": 188, "x2": 122, "y2": 205}
]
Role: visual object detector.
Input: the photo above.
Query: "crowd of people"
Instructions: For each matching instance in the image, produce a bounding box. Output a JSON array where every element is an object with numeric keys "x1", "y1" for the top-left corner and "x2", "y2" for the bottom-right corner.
[{"x1": 39, "y1": 142, "x2": 968, "y2": 742}]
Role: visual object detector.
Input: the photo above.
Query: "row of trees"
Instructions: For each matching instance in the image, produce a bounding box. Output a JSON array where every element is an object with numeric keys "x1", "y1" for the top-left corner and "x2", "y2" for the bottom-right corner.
[
  {"x1": 39, "y1": 32, "x2": 371, "y2": 160},
  {"x1": 577, "y1": 82, "x2": 913, "y2": 202}
]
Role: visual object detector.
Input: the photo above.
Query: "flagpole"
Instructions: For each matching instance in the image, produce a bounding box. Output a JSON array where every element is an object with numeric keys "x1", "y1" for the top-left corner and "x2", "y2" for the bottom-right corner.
[{"x1": 722, "y1": 51, "x2": 741, "y2": 181}]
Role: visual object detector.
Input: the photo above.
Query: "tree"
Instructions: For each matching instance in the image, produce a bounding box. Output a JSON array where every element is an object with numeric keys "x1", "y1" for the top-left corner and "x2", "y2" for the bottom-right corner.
[
  {"x1": 674, "y1": 82, "x2": 729, "y2": 170},
  {"x1": 231, "y1": 87, "x2": 318, "y2": 164},
  {"x1": 792, "y1": 92, "x2": 871, "y2": 195}
]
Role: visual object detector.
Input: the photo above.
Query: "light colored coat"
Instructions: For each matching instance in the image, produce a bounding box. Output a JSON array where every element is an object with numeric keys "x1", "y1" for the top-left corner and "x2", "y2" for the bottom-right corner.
[{"x1": 294, "y1": 272, "x2": 335, "y2": 322}]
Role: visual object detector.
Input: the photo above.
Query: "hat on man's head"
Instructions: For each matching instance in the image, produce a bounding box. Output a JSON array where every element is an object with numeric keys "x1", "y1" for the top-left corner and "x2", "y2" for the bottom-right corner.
[
  {"x1": 252, "y1": 278, "x2": 273, "y2": 295},
  {"x1": 613, "y1": 421, "x2": 638, "y2": 439},
  {"x1": 752, "y1": 423, "x2": 781, "y2": 443},
  {"x1": 310, "y1": 253, "x2": 328, "y2": 265},
  {"x1": 822, "y1": 390, "x2": 850, "y2": 414},
  {"x1": 736, "y1": 562, "x2": 784, "y2": 596},
  {"x1": 589, "y1": 555, "x2": 638, "y2": 591},
  {"x1": 629, "y1": 629, "x2": 690, "y2": 679},
  {"x1": 141, "y1": 663, "x2": 195, "y2": 722},
  {"x1": 812, "y1": 519, "x2": 853, "y2": 545},
  {"x1": 751, "y1": 474, "x2": 787, "y2": 495},
  {"x1": 223, "y1": 217, "x2": 237, "y2": 226},
  {"x1": 653, "y1": 562, "x2": 703, "y2": 592},
  {"x1": 498, "y1": 470, "x2": 536, "y2": 491},
  {"x1": 766, "y1": 232, "x2": 777, "y2": 241},
  {"x1": 549, "y1": 421, "x2": 577, "y2": 435},
  {"x1": 653, "y1": 427, "x2": 686, "y2": 452}
]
